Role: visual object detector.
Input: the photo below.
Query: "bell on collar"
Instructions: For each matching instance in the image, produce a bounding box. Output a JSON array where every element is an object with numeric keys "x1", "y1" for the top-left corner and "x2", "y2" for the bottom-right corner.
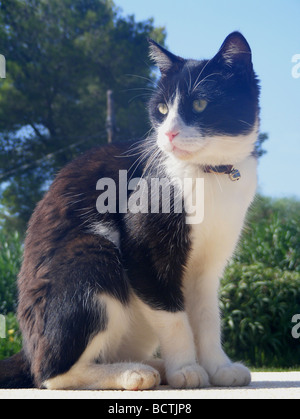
[{"x1": 229, "y1": 168, "x2": 241, "y2": 181}]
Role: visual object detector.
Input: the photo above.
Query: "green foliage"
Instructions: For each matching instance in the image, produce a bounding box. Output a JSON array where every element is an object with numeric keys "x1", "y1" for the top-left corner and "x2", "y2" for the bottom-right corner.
[
  {"x1": 0, "y1": 0, "x2": 166, "y2": 234},
  {"x1": 221, "y1": 195, "x2": 300, "y2": 368},
  {"x1": 0, "y1": 230, "x2": 22, "y2": 314},
  {"x1": 0, "y1": 313, "x2": 22, "y2": 360},
  {"x1": 235, "y1": 196, "x2": 300, "y2": 272},
  {"x1": 0, "y1": 230, "x2": 22, "y2": 360},
  {"x1": 221, "y1": 264, "x2": 300, "y2": 368}
]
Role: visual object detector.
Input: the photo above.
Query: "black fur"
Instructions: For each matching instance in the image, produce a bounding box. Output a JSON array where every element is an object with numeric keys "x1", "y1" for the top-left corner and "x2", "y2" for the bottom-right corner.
[
  {"x1": 0, "y1": 32, "x2": 259, "y2": 388},
  {"x1": 149, "y1": 32, "x2": 260, "y2": 136},
  {"x1": 122, "y1": 162, "x2": 191, "y2": 312},
  {"x1": 3, "y1": 140, "x2": 189, "y2": 387},
  {"x1": 0, "y1": 351, "x2": 33, "y2": 389}
]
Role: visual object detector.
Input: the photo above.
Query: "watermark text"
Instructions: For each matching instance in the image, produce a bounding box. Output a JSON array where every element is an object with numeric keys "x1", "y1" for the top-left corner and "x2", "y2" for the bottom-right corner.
[
  {"x1": 0, "y1": 54, "x2": 6, "y2": 79},
  {"x1": 291, "y1": 314, "x2": 300, "y2": 339},
  {"x1": 292, "y1": 54, "x2": 300, "y2": 79},
  {"x1": 0, "y1": 314, "x2": 6, "y2": 339},
  {"x1": 96, "y1": 170, "x2": 204, "y2": 225}
]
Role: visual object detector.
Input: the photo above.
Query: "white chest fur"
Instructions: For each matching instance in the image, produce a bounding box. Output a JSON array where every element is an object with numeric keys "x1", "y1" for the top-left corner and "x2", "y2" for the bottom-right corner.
[
  {"x1": 166, "y1": 155, "x2": 258, "y2": 281},
  {"x1": 189, "y1": 157, "x2": 257, "y2": 280}
]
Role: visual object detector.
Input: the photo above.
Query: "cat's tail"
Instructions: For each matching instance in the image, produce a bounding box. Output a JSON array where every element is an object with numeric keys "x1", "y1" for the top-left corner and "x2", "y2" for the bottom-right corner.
[{"x1": 0, "y1": 350, "x2": 34, "y2": 388}]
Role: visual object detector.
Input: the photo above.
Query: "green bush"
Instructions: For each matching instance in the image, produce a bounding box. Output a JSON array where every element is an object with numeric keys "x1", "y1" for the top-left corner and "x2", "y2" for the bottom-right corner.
[
  {"x1": 0, "y1": 231, "x2": 22, "y2": 360},
  {"x1": 0, "y1": 313, "x2": 22, "y2": 360},
  {"x1": 221, "y1": 263, "x2": 300, "y2": 368},
  {"x1": 0, "y1": 231, "x2": 22, "y2": 314},
  {"x1": 221, "y1": 196, "x2": 300, "y2": 368},
  {"x1": 235, "y1": 196, "x2": 300, "y2": 272}
]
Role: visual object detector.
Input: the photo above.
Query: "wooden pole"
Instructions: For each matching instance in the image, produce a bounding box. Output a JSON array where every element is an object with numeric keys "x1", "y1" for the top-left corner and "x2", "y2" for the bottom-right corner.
[{"x1": 106, "y1": 90, "x2": 115, "y2": 143}]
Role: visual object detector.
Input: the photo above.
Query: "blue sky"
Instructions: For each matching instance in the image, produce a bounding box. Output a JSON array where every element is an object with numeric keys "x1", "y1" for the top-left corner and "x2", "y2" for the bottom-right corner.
[{"x1": 119, "y1": 0, "x2": 300, "y2": 199}]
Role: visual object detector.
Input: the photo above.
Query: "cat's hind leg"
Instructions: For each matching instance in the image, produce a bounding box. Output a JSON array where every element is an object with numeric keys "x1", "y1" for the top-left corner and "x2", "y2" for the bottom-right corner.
[
  {"x1": 19, "y1": 234, "x2": 160, "y2": 390},
  {"x1": 44, "y1": 361, "x2": 160, "y2": 390},
  {"x1": 43, "y1": 294, "x2": 160, "y2": 390}
]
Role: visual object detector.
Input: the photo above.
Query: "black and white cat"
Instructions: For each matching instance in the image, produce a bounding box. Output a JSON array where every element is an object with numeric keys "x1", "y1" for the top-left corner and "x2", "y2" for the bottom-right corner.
[{"x1": 0, "y1": 32, "x2": 260, "y2": 390}]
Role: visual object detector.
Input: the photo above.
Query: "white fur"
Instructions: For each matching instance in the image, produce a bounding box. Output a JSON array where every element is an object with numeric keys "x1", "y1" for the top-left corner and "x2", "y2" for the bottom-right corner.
[
  {"x1": 44, "y1": 294, "x2": 160, "y2": 390},
  {"x1": 157, "y1": 91, "x2": 258, "y2": 166},
  {"x1": 134, "y1": 298, "x2": 209, "y2": 388},
  {"x1": 158, "y1": 94, "x2": 257, "y2": 386},
  {"x1": 45, "y1": 91, "x2": 257, "y2": 390},
  {"x1": 182, "y1": 158, "x2": 256, "y2": 385},
  {"x1": 89, "y1": 221, "x2": 120, "y2": 248},
  {"x1": 44, "y1": 293, "x2": 209, "y2": 390}
]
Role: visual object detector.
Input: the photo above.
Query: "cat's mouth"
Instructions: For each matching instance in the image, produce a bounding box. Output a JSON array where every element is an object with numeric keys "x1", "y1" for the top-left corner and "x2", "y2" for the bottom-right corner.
[
  {"x1": 171, "y1": 145, "x2": 193, "y2": 159},
  {"x1": 157, "y1": 133, "x2": 205, "y2": 161}
]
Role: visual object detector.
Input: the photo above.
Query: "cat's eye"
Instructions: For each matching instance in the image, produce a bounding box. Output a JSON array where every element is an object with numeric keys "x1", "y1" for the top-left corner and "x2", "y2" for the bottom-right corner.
[
  {"x1": 157, "y1": 103, "x2": 169, "y2": 115},
  {"x1": 192, "y1": 99, "x2": 208, "y2": 113}
]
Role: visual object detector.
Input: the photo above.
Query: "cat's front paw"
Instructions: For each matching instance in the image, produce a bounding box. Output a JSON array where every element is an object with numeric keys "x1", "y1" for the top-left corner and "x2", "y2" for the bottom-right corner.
[
  {"x1": 122, "y1": 365, "x2": 161, "y2": 390},
  {"x1": 210, "y1": 363, "x2": 251, "y2": 387},
  {"x1": 167, "y1": 364, "x2": 209, "y2": 389}
]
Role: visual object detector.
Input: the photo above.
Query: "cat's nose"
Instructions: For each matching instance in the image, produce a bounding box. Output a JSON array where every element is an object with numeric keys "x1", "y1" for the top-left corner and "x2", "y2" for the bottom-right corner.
[{"x1": 166, "y1": 131, "x2": 179, "y2": 142}]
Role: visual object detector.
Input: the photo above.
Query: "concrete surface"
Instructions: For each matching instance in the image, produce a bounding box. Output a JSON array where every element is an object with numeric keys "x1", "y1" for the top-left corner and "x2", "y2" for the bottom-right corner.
[{"x1": 0, "y1": 372, "x2": 299, "y2": 399}]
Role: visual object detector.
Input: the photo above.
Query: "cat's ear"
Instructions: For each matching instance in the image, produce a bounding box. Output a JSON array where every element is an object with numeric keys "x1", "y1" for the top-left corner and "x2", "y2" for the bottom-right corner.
[
  {"x1": 215, "y1": 32, "x2": 253, "y2": 70},
  {"x1": 148, "y1": 39, "x2": 185, "y2": 74}
]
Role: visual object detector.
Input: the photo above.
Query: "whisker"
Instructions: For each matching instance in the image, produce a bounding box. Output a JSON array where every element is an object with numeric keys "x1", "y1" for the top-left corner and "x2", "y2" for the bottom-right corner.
[
  {"x1": 140, "y1": 148, "x2": 162, "y2": 180},
  {"x1": 125, "y1": 73, "x2": 166, "y2": 98},
  {"x1": 238, "y1": 120, "x2": 253, "y2": 128},
  {"x1": 191, "y1": 56, "x2": 217, "y2": 92},
  {"x1": 212, "y1": 170, "x2": 223, "y2": 193},
  {"x1": 128, "y1": 93, "x2": 152, "y2": 104},
  {"x1": 125, "y1": 74, "x2": 157, "y2": 87},
  {"x1": 125, "y1": 87, "x2": 158, "y2": 94},
  {"x1": 115, "y1": 135, "x2": 155, "y2": 158},
  {"x1": 192, "y1": 72, "x2": 222, "y2": 92},
  {"x1": 127, "y1": 141, "x2": 157, "y2": 182}
]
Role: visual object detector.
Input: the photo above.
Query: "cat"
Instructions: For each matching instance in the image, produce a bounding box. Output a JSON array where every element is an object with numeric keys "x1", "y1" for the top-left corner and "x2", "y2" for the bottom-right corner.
[{"x1": 0, "y1": 31, "x2": 260, "y2": 390}]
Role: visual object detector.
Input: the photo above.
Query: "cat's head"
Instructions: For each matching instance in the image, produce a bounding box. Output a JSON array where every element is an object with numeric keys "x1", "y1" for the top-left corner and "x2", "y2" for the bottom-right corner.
[{"x1": 148, "y1": 32, "x2": 260, "y2": 166}]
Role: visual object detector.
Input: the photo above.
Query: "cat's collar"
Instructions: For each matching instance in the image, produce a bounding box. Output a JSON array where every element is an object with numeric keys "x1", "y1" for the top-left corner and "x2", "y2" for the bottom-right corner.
[{"x1": 203, "y1": 165, "x2": 241, "y2": 181}]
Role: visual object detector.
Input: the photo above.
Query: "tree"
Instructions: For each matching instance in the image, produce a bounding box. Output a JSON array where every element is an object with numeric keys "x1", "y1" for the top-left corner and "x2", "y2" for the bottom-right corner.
[
  {"x1": 255, "y1": 132, "x2": 268, "y2": 158},
  {"x1": 0, "y1": 0, "x2": 165, "y2": 234}
]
